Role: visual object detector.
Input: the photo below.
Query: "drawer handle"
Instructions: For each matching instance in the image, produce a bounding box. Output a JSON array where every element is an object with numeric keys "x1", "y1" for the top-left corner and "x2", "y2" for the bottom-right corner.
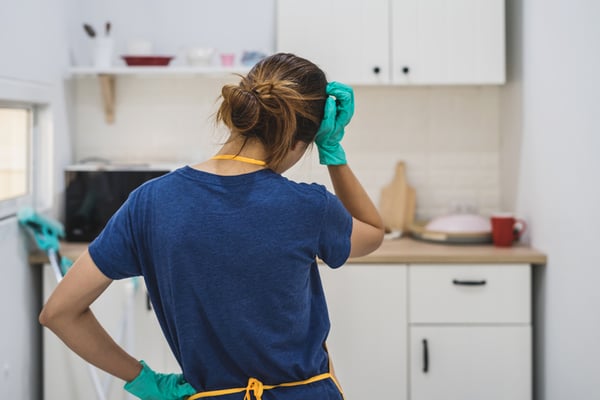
[
  {"x1": 422, "y1": 339, "x2": 429, "y2": 373},
  {"x1": 453, "y1": 279, "x2": 487, "y2": 286}
]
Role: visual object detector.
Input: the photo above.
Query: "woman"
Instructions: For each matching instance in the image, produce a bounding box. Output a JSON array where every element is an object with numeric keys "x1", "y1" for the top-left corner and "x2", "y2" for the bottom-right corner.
[{"x1": 40, "y1": 53, "x2": 384, "y2": 400}]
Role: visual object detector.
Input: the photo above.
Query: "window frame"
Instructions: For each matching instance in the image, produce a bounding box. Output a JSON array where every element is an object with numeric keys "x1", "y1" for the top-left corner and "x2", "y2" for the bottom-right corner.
[
  {"x1": 0, "y1": 102, "x2": 34, "y2": 218},
  {"x1": 0, "y1": 77, "x2": 52, "y2": 220}
]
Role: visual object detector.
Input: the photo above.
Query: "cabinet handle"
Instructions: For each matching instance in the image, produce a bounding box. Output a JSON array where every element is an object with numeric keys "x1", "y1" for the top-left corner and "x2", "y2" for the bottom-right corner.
[
  {"x1": 453, "y1": 279, "x2": 487, "y2": 286},
  {"x1": 373, "y1": 66, "x2": 381, "y2": 75},
  {"x1": 402, "y1": 66, "x2": 410, "y2": 74},
  {"x1": 422, "y1": 339, "x2": 429, "y2": 373}
]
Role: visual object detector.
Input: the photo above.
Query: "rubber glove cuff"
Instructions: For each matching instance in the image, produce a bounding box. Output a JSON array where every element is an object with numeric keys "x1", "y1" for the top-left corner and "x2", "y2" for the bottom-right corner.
[{"x1": 124, "y1": 360, "x2": 196, "y2": 400}]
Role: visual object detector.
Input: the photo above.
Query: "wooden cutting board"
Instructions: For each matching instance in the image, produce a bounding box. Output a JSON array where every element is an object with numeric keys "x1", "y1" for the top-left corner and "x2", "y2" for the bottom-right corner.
[{"x1": 379, "y1": 162, "x2": 416, "y2": 233}]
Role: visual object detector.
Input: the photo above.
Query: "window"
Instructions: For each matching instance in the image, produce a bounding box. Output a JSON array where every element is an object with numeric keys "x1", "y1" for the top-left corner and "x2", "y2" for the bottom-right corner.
[
  {"x1": 0, "y1": 78, "x2": 52, "y2": 219},
  {"x1": 0, "y1": 107, "x2": 31, "y2": 202}
]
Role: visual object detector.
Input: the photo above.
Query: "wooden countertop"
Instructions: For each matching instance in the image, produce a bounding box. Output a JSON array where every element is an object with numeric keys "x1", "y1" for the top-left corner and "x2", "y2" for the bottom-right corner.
[
  {"x1": 29, "y1": 238, "x2": 546, "y2": 266},
  {"x1": 348, "y1": 237, "x2": 546, "y2": 265}
]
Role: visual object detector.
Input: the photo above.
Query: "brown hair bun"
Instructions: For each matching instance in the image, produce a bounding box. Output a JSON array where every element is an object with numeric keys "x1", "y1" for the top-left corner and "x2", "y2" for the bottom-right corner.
[{"x1": 216, "y1": 53, "x2": 327, "y2": 168}]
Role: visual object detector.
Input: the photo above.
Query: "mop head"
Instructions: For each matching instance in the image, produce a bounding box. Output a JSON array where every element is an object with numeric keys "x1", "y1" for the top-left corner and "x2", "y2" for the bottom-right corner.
[{"x1": 18, "y1": 207, "x2": 73, "y2": 274}]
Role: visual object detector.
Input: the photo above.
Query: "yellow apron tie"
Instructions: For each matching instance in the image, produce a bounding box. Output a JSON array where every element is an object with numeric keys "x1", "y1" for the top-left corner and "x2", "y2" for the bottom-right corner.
[
  {"x1": 188, "y1": 372, "x2": 343, "y2": 400},
  {"x1": 210, "y1": 154, "x2": 267, "y2": 166},
  {"x1": 244, "y1": 378, "x2": 264, "y2": 400}
]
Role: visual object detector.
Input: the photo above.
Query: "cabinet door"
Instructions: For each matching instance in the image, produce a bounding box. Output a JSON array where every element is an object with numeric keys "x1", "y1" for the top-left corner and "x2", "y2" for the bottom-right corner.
[
  {"x1": 276, "y1": 0, "x2": 390, "y2": 84},
  {"x1": 320, "y1": 264, "x2": 408, "y2": 400},
  {"x1": 392, "y1": 0, "x2": 505, "y2": 84},
  {"x1": 410, "y1": 326, "x2": 531, "y2": 400}
]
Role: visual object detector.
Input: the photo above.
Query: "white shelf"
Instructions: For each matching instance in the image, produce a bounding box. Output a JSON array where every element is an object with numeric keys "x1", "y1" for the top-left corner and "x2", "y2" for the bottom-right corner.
[
  {"x1": 68, "y1": 65, "x2": 251, "y2": 124},
  {"x1": 68, "y1": 65, "x2": 251, "y2": 77}
]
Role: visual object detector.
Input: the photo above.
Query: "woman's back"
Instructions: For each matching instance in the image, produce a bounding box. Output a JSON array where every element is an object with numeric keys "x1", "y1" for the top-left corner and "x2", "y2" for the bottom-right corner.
[
  {"x1": 89, "y1": 166, "x2": 352, "y2": 396},
  {"x1": 40, "y1": 53, "x2": 384, "y2": 400}
]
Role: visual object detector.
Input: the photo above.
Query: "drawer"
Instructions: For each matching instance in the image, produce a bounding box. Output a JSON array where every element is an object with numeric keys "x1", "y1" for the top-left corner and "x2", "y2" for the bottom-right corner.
[{"x1": 409, "y1": 264, "x2": 530, "y2": 324}]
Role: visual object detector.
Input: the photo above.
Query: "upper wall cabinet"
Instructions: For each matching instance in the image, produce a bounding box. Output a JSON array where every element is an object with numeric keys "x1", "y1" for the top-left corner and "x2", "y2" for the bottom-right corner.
[
  {"x1": 277, "y1": 0, "x2": 390, "y2": 85},
  {"x1": 276, "y1": 0, "x2": 505, "y2": 85}
]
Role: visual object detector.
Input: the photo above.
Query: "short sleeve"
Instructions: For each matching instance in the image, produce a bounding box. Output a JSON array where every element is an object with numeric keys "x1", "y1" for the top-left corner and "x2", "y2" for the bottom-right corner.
[
  {"x1": 317, "y1": 191, "x2": 352, "y2": 268},
  {"x1": 88, "y1": 190, "x2": 143, "y2": 280}
]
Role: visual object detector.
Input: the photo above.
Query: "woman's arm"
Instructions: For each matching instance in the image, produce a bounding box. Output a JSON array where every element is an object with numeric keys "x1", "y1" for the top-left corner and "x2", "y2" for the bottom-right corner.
[
  {"x1": 39, "y1": 249, "x2": 142, "y2": 382},
  {"x1": 327, "y1": 164, "x2": 385, "y2": 258}
]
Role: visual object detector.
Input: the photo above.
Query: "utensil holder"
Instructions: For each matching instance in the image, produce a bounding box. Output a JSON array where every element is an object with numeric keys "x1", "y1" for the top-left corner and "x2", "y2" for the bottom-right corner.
[{"x1": 92, "y1": 37, "x2": 114, "y2": 68}]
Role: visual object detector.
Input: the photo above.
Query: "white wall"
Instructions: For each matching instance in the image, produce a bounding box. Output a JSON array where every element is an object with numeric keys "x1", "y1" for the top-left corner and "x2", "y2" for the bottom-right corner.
[
  {"x1": 67, "y1": 0, "x2": 275, "y2": 68},
  {"x1": 71, "y1": 78, "x2": 502, "y2": 221},
  {"x1": 502, "y1": 0, "x2": 600, "y2": 399},
  {"x1": 67, "y1": 0, "x2": 503, "y2": 221},
  {"x1": 0, "y1": 0, "x2": 72, "y2": 398}
]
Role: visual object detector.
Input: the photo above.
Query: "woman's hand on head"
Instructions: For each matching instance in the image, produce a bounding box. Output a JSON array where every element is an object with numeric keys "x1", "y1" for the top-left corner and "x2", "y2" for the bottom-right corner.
[{"x1": 315, "y1": 82, "x2": 355, "y2": 166}]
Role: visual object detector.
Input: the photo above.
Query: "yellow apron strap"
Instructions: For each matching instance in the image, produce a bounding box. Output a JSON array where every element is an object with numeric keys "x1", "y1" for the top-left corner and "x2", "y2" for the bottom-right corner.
[
  {"x1": 188, "y1": 344, "x2": 344, "y2": 400},
  {"x1": 210, "y1": 154, "x2": 267, "y2": 166},
  {"x1": 188, "y1": 373, "x2": 333, "y2": 400}
]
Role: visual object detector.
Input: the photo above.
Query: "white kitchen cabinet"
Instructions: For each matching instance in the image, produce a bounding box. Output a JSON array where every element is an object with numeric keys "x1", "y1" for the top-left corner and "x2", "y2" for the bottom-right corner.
[
  {"x1": 319, "y1": 264, "x2": 408, "y2": 400},
  {"x1": 276, "y1": 0, "x2": 390, "y2": 85},
  {"x1": 410, "y1": 326, "x2": 531, "y2": 400},
  {"x1": 408, "y1": 264, "x2": 532, "y2": 400},
  {"x1": 321, "y1": 262, "x2": 532, "y2": 400},
  {"x1": 392, "y1": 0, "x2": 505, "y2": 84},
  {"x1": 276, "y1": 0, "x2": 505, "y2": 85}
]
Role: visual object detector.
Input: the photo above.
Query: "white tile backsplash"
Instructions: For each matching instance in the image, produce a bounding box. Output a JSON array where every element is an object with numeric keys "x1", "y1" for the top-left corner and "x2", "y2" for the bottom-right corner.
[{"x1": 72, "y1": 77, "x2": 501, "y2": 219}]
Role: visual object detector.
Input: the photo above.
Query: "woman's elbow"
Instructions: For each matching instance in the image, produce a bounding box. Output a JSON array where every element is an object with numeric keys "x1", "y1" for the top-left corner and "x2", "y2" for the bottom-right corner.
[
  {"x1": 39, "y1": 304, "x2": 56, "y2": 328},
  {"x1": 349, "y1": 223, "x2": 385, "y2": 258},
  {"x1": 39, "y1": 303, "x2": 67, "y2": 329}
]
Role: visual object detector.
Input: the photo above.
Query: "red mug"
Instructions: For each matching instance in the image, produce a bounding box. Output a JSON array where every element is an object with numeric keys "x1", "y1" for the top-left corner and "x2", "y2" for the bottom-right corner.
[{"x1": 490, "y1": 213, "x2": 527, "y2": 247}]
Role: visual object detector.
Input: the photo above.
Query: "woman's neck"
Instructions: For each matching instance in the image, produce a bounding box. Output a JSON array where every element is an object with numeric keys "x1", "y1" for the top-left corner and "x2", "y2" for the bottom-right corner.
[
  {"x1": 217, "y1": 136, "x2": 268, "y2": 162},
  {"x1": 190, "y1": 136, "x2": 269, "y2": 176}
]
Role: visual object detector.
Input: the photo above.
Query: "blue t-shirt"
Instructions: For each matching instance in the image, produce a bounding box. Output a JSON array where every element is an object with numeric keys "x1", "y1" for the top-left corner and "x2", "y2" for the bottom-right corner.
[{"x1": 88, "y1": 166, "x2": 352, "y2": 399}]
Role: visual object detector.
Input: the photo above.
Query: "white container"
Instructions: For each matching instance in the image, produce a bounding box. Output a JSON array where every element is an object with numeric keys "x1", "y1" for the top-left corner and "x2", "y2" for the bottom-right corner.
[
  {"x1": 92, "y1": 37, "x2": 114, "y2": 68},
  {"x1": 127, "y1": 39, "x2": 153, "y2": 56},
  {"x1": 186, "y1": 47, "x2": 215, "y2": 66}
]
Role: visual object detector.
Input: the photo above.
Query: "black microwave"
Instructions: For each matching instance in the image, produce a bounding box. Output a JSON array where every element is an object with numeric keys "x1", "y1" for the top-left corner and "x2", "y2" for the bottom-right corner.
[{"x1": 64, "y1": 163, "x2": 175, "y2": 242}]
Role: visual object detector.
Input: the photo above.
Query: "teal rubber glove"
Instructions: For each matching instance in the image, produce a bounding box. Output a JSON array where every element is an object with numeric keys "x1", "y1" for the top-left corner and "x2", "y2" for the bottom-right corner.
[
  {"x1": 124, "y1": 360, "x2": 196, "y2": 400},
  {"x1": 314, "y1": 81, "x2": 355, "y2": 165}
]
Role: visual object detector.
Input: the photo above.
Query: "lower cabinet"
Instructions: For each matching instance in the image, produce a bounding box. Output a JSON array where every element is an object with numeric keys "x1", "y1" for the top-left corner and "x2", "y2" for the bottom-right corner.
[
  {"x1": 320, "y1": 263, "x2": 532, "y2": 400},
  {"x1": 320, "y1": 264, "x2": 409, "y2": 400},
  {"x1": 410, "y1": 326, "x2": 531, "y2": 400}
]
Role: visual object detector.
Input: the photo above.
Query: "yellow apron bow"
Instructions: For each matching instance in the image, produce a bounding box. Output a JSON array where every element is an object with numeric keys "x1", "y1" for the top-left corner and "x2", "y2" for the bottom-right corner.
[
  {"x1": 244, "y1": 378, "x2": 264, "y2": 400},
  {"x1": 188, "y1": 372, "x2": 343, "y2": 400}
]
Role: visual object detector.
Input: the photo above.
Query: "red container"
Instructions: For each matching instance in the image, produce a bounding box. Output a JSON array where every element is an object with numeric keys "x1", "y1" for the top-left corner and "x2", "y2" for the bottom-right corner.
[
  {"x1": 121, "y1": 55, "x2": 174, "y2": 66},
  {"x1": 490, "y1": 213, "x2": 527, "y2": 247}
]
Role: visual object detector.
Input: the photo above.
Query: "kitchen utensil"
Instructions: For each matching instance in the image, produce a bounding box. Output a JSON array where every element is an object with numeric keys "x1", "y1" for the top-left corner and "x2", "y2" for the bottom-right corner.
[
  {"x1": 220, "y1": 53, "x2": 235, "y2": 67},
  {"x1": 186, "y1": 48, "x2": 215, "y2": 66},
  {"x1": 426, "y1": 213, "x2": 492, "y2": 233},
  {"x1": 83, "y1": 23, "x2": 96, "y2": 38},
  {"x1": 121, "y1": 56, "x2": 174, "y2": 66},
  {"x1": 241, "y1": 51, "x2": 267, "y2": 66},
  {"x1": 405, "y1": 185, "x2": 416, "y2": 229},
  {"x1": 409, "y1": 219, "x2": 493, "y2": 244},
  {"x1": 490, "y1": 213, "x2": 527, "y2": 247},
  {"x1": 93, "y1": 38, "x2": 114, "y2": 68},
  {"x1": 127, "y1": 39, "x2": 153, "y2": 56},
  {"x1": 379, "y1": 161, "x2": 411, "y2": 234}
]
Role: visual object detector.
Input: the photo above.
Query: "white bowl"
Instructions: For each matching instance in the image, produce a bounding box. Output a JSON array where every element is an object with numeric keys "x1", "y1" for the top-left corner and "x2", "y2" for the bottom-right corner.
[
  {"x1": 186, "y1": 48, "x2": 215, "y2": 66},
  {"x1": 425, "y1": 213, "x2": 491, "y2": 233}
]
